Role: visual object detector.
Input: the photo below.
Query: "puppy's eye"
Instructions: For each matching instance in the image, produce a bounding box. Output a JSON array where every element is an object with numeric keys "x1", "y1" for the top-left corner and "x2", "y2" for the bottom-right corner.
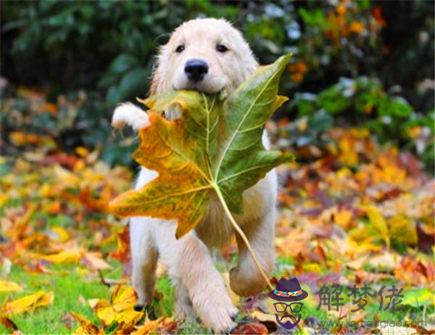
[
  {"x1": 175, "y1": 45, "x2": 185, "y2": 53},
  {"x1": 216, "y1": 44, "x2": 228, "y2": 53}
]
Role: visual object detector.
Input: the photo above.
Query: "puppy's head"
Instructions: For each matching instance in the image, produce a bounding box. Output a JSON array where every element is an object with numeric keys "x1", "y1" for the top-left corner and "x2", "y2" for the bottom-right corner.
[{"x1": 151, "y1": 18, "x2": 258, "y2": 95}]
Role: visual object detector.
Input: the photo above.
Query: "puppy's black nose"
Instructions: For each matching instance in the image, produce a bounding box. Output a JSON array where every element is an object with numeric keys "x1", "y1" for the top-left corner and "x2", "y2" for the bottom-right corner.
[{"x1": 185, "y1": 59, "x2": 208, "y2": 82}]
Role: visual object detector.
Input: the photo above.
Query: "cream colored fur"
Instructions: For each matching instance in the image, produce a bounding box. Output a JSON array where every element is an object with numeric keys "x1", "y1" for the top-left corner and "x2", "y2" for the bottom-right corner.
[{"x1": 111, "y1": 18, "x2": 278, "y2": 333}]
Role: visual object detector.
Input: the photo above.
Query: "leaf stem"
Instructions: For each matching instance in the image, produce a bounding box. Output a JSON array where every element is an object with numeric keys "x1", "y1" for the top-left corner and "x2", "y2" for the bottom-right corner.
[{"x1": 213, "y1": 185, "x2": 274, "y2": 291}]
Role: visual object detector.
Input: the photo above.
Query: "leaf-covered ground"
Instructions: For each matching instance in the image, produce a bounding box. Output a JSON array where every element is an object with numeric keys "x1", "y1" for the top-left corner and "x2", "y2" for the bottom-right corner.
[{"x1": 0, "y1": 90, "x2": 433, "y2": 334}]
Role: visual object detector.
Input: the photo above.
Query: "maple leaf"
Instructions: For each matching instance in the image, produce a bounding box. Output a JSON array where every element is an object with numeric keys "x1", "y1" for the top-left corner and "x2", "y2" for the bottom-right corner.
[{"x1": 109, "y1": 54, "x2": 293, "y2": 239}]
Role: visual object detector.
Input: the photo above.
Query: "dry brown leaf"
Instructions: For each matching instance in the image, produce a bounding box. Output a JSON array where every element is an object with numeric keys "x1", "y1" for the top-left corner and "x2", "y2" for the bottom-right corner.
[
  {"x1": 251, "y1": 310, "x2": 276, "y2": 323},
  {"x1": 230, "y1": 322, "x2": 268, "y2": 335},
  {"x1": 82, "y1": 252, "x2": 112, "y2": 271},
  {"x1": 0, "y1": 316, "x2": 18, "y2": 330},
  {"x1": 366, "y1": 252, "x2": 401, "y2": 272}
]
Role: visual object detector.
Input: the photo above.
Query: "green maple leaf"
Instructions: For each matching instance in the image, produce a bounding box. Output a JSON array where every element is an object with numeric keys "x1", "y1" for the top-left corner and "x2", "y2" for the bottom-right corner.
[{"x1": 109, "y1": 54, "x2": 293, "y2": 239}]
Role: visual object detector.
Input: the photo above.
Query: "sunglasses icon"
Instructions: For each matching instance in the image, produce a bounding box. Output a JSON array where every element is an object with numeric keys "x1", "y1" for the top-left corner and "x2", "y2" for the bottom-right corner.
[{"x1": 273, "y1": 302, "x2": 303, "y2": 314}]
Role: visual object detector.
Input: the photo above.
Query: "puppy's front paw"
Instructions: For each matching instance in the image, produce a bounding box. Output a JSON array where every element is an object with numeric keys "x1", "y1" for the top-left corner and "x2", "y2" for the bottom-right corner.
[
  {"x1": 175, "y1": 299, "x2": 196, "y2": 322},
  {"x1": 164, "y1": 102, "x2": 183, "y2": 120},
  {"x1": 112, "y1": 103, "x2": 149, "y2": 130},
  {"x1": 203, "y1": 301, "x2": 238, "y2": 334}
]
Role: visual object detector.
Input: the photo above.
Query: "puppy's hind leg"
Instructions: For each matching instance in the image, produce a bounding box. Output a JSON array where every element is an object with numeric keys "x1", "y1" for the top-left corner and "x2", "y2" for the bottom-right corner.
[
  {"x1": 130, "y1": 218, "x2": 158, "y2": 311},
  {"x1": 230, "y1": 208, "x2": 276, "y2": 297}
]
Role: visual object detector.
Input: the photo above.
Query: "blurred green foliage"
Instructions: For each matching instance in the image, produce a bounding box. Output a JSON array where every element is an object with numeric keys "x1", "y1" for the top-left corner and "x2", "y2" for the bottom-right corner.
[{"x1": 1, "y1": 0, "x2": 434, "y2": 169}]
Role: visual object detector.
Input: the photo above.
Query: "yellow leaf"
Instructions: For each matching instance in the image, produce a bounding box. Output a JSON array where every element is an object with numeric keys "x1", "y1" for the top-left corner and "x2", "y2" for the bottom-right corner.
[
  {"x1": 70, "y1": 312, "x2": 103, "y2": 335},
  {"x1": 75, "y1": 146, "x2": 89, "y2": 158},
  {"x1": 41, "y1": 250, "x2": 82, "y2": 264},
  {"x1": 303, "y1": 263, "x2": 322, "y2": 273},
  {"x1": 389, "y1": 214, "x2": 417, "y2": 246},
  {"x1": 47, "y1": 226, "x2": 70, "y2": 242},
  {"x1": 363, "y1": 205, "x2": 390, "y2": 248},
  {"x1": 334, "y1": 208, "x2": 353, "y2": 229},
  {"x1": 131, "y1": 318, "x2": 173, "y2": 335},
  {"x1": 93, "y1": 285, "x2": 143, "y2": 326},
  {"x1": 54, "y1": 165, "x2": 81, "y2": 186},
  {"x1": 338, "y1": 137, "x2": 358, "y2": 166},
  {"x1": 112, "y1": 284, "x2": 137, "y2": 306},
  {"x1": 0, "y1": 280, "x2": 22, "y2": 292},
  {"x1": 0, "y1": 194, "x2": 8, "y2": 208},
  {"x1": 3, "y1": 291, "x2": 54, "y2": 315},
  {"x1": 345, "y1": 237, "x2": 382, "y2": 255}
]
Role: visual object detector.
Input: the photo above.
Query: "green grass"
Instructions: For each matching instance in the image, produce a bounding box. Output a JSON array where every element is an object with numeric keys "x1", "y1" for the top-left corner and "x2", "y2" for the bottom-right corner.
[
  {"x1": 0, "y1": 265, "x2": 111, "y2": 334},
  {"x1": 0, "y1": 263, "x2": 211, "y2": 334},
  {"x1": 0, "y1": 259, "x2": 430, "y2": 334}
]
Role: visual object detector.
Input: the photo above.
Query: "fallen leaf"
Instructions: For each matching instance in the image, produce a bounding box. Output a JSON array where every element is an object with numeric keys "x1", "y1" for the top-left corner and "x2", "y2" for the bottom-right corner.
[
  {"x1": 333, "y1": 208, "x2": 353, "y2": 229},
  {"x1": 389, "y1": 214, "x2": 417, "y2": 246},
  {"x1": 3, "y1": 291, "x2": 54, "y2": 315},
  {"x1": 346, "y1": 256, "x2": 368, "y2": 270},
  {"x1": 93, "y1": 285, "x2": 143, "y2": 327},
  {"x1": 131, "y1": 317, "x2": 176, "y2": 335},
  {"x1": 251, "y1": 310, "x2": 276, "y2": 323},
  {"x1": 0, "y1": 280, "x2": 22, "y2": 292},
  {"x1": 230, "y1": 322, "x2": 268, "y2": 335},
  {"x1": 363, "y1": 205, "x2": 390, "y2": 248},
  {"x1": 402, "y1": 288, "x2": 433, "y2": 308},
  {"x1": 82, "y1": 252, "x2": 112, "y2": 271},
  {"x1": 40, "y1": 250, "x2": 82, "y2": 264},
  {"x1": 109, "y1": 225, "x2": 130, "y2": 263},
  {"x1": 131, "y1": 319, "x2": 161, "y2": 335},
  {"x1": 366, "y1": 252, "x2": 401, "y2": 272},
  {"x1": 70, "y1": 312, "x2": 103, "y2": 335},
  {"x1": 46, "y1": 226, "x2": 70, "y2": 242},
  {"x1": 394, "y1": 257, "x2": 434, "y2": 285},
  {"x1": 0, "y1": 316, "x2": 18, "y2": 330},
  {"x1": 251, "y1": 310, "x2": 278, "y2": 332},
  {"x1": 109, "y1": 54, "x2": 293, "y2": 238}
]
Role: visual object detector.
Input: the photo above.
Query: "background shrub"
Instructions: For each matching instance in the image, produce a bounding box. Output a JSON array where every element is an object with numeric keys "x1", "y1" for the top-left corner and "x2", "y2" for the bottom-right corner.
[{"x1": 1, "y1": 0, "x2": 433, "y2": 170}]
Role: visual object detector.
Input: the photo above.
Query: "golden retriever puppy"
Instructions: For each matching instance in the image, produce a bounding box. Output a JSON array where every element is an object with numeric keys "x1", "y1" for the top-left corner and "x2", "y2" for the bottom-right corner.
[{"x1": 112, "y1": 18, "x2": 277, "y2": 333}]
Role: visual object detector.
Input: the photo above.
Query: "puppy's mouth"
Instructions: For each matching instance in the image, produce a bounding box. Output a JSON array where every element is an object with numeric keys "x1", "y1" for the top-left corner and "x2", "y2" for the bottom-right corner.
[
  {"x1": 173, "y1": 77, "x2": 227, "y2": 95},
  {"x1": 174, "y1": 83, "x2": 223, "y2": 95}
]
